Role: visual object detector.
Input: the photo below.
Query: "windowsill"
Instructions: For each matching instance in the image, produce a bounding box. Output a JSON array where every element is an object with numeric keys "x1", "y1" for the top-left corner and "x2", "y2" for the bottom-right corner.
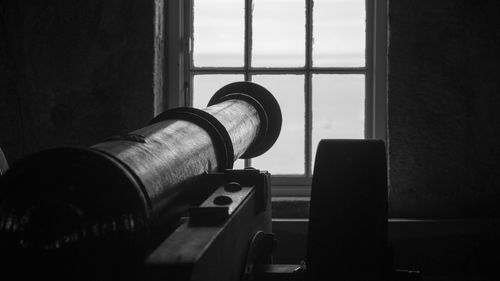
[
  {"x1": 271, "y1": 196, "x2": 500, "y2": 222},
  {"x1": 271, "y1": 176, "x2": 312, "y2": 197},
  {"x1": 272, "y1": 197, "x2": 310, "y2": 219}
]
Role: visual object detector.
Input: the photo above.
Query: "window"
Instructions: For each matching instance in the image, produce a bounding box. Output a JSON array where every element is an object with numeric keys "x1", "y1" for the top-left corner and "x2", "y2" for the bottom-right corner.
[{"x1": 166, "y1": 0, "x2": 387, "y2": 196}]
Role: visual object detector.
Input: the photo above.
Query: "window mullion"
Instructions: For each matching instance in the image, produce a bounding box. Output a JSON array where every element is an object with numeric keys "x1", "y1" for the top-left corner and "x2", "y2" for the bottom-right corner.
[
  {"x1": 372, "y1": 0, "x2": 387, "y2": 141},
  {"x1": 186, "y1": 0, "x2": 194, "y2": 106},
  {"x1": 365, "y1": 0, "x2": 374, "y2": 138},
  {"x1": 245, "y1": 0, "x2": 253, "y2": 79},
  {"x1": 191, "y1": 68, "x2": 365, "y2": 75},
  {"x1": 245, "y1": 0, "x2": 253, "y2": 168},
  {"x1": 305, "y1": 0, "x2": 313, "y2": 176}
]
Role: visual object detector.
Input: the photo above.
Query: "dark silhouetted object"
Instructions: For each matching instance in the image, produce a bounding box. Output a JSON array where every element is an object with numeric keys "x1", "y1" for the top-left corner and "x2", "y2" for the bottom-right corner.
[
  {"x1": 307, "y1": 140, "x2": 388, "y2": 281},
  {"x1": 255, "y1": 140, "x2": 396, "y2": 281}
]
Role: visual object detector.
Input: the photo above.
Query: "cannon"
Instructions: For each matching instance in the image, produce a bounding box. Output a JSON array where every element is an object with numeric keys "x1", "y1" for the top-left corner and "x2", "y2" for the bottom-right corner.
[{"x1": 0, "y1": 82, "x2": 281, "y2": 281}]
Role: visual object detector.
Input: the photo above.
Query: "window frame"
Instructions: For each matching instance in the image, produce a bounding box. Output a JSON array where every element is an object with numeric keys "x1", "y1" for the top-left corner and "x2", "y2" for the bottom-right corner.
[{"x1": 166, "y1": 0, "x2": 387, "y2": 197}]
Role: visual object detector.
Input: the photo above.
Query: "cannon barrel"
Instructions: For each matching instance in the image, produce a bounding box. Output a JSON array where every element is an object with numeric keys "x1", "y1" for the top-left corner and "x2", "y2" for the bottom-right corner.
[{"x1": 0, "y1": 82, "x2": 281, "y2": 272}]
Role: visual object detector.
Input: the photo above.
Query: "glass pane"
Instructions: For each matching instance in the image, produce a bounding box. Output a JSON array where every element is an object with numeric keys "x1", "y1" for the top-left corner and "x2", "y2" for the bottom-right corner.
[
  {"x1": 233, "y1": 159, "x2": 245, "y2": 169},
  {"x1": 193, "y1": 0, "x2": 244, "y2": 67},
  {"x1": 251, "y1": 75, "x2": 305, "y2": 175},
  {"x1": 252, "y1": 0, "x2": 305, "y2": 67},
  {"x1": 312, "y1": 74, "x2": 365, "y2": 170},
  {"x1": 192, "y1": 74, "x2": 244, "y2": 108},
  {"x1": 313, "y1": 0, "x2": 365, "y2": 67}
]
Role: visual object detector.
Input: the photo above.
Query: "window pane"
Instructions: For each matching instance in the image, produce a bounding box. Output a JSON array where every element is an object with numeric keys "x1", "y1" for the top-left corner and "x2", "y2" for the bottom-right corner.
[
  {"x1": 193, "y1": 74, "x2": 245, "y2": 168},
  {"x1": 252, "y1": 0, "x2": 305, "y2": 67},
  {"x1": 192, "y1": 74, "x2": 244, "y2": 108},
  {"x1": 193, "y1": 0, "x2": 244, "y2": 67},
  {"x1": 312, "y1": 74, "x2": 365, "y2": 170},
  {"x1": 233, "y1": 159, "x2": 245, "y2": 169},
  {"x1": 251, "y1": 75, "x2": 305, "y2": 175},
  {"x1": 313, "y1": 0, "x2": 365, "y2": 67}
]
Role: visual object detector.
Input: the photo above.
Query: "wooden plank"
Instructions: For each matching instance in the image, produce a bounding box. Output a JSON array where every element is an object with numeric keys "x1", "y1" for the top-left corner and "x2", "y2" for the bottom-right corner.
[{"x1": 144, "y1": 185, "x2": 271, "y2": 281}]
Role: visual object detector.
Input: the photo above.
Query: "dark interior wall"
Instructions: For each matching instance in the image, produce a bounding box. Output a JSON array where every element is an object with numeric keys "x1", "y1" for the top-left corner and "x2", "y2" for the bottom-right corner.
[
  {"x1": 388, "y1": 0, "x2": 500, "y2": 218},
  {"x1": 0, "y1": 0, "x2": 157, "y2": 164}
]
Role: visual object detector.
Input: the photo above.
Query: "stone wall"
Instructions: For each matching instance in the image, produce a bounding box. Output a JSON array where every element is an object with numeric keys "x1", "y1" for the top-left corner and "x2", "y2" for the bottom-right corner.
[
  {"x1": 0, "y1": 0, "x2": 158, "y2": 164},
  {"x1": 388, "y1": 0, "x2": 500, "y2": 218}
]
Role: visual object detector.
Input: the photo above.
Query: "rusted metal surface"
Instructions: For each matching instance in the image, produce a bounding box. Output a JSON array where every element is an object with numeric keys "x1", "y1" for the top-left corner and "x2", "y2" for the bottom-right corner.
[
  {"x1": 0, "y1": 81, "x2": 281, "y2": 280},
  {"x1": 92, "y1": 98, "x2": 262, "y2": 219},
  {"x1": 203, "y1": 99, "x2": 260, "y2": 161}
]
